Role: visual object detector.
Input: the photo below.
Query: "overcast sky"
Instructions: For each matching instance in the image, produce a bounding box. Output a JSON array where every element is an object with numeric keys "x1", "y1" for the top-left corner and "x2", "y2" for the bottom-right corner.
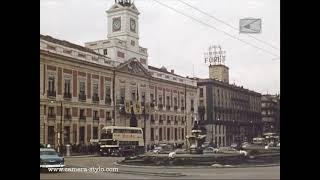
[{"x1": 40, "y1": 0, "x2": 280, "y2": 95}]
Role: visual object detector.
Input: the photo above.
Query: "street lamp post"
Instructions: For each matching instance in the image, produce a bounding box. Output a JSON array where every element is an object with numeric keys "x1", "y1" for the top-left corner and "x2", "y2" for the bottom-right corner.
[
  {"x1": 232, "y1": 120, "x2": 235, "y2": 143},
  {"x1": 142, "y1": 100, "x2": 146, "y2": 152},
  {"x1": 217, "y1": 118, "x2": 220, "y2": 146},
  {"x1": 211, "y1": 120, "x2": 213, "y2": 145},
  {"x1": 50, "y1": 100, "x2": 63, "y2": 153},
  {"x1": 250, "y1": 120, "x2": 253, "y2": 142}
]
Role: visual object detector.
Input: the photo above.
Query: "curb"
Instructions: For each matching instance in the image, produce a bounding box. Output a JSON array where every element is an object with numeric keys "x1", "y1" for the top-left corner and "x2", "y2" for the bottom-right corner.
[
  {"x1": 64, "y1": 155, "x2": 100, "y2": 158},
  {"x1": 113, "y1": 161, "x2": 280, "y2": 169},
  {"x1": 117, "y1": 170, "x2": 185, "y2": 177}
]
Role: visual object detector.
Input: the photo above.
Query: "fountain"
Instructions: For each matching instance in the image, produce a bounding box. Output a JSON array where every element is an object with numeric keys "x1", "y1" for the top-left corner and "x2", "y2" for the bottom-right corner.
[
  {"x1": 117, "y1": 120, "x2": 279, "y2": 167},
  {"x1": 186, "y1": 120, "x2": 206, "y2": 154}
]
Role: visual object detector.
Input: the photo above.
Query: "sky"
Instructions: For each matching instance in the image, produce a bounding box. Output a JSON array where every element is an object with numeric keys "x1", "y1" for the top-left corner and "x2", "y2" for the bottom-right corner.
[{"x1": 40, "y1": 0, "x2": 280, "y2": 95}]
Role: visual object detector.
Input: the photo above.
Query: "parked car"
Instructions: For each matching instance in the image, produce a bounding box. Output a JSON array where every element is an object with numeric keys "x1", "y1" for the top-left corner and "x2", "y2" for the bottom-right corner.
[
  {"x1": 241, "y1": 142, "x2": 249, "y2": 148},
  {"x1": 218, "y1": 147, "x2": 247, "y2": 155},
  {"x1": 152, "y1": 146, "x2": 162, "y2": 153},
  {"x1": 153, "y1": 145, "x2": 173, "y2": 154},
  {"x1": 174, "y1": 148, "x2": 187, "y2": 154},
  {"x1": 201, "y1": 142, "x2": 209, "y2": 148},
  {"x1": 230, "y1": 143, "x2": 241, "y2": 149},
  {"x1": 203, "y1": 147, "x2": 219, "y2": 153},
  {"x1": 40, "y1": 148, "x2": 65, "y2": 169},
  {"x1": 218, "y1": 147, "x2": 239, "y2": 153}
]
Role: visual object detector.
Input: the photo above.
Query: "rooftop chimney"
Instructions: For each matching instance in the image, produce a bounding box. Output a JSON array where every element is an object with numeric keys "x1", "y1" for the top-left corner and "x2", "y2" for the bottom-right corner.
[{"x1": 171, "y1": 69, "x2": 174, "y2": 74}]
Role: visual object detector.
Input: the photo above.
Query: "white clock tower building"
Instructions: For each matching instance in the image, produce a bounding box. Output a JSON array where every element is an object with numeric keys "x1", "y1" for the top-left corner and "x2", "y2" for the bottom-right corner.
[
  {"x1": 85, "y1": 0, "x2": 148, "y2": 67},
  {"x1": 107, "y1": 0, "x2": 139, "y2": 45}
]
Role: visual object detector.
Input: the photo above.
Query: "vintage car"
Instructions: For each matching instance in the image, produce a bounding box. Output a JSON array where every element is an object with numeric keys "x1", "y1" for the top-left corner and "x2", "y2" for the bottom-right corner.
[
  {"x1": 152, "y1": 144, "x2": 173, "y2": 154},
  {"x1": 203, "y1": 147, "x2": 219, "y2": 153},
  {"x1": 217, "y1": 147, "x2": 247, "y2": 155},
  {"x1": 40, "y1": 148, "x2": 65, "y2": 168}
]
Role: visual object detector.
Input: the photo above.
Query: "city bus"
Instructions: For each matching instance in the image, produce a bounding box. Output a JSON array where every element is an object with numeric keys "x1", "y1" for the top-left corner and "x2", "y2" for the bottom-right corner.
[{"x1": 99, "y1": 126, "x2": 144, "y2": 156}]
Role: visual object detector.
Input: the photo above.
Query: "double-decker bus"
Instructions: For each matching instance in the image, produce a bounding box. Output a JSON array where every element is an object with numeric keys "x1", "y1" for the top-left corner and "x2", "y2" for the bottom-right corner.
[{"x1": 99, "y1": 126, "x2": 144, "y2": 156}]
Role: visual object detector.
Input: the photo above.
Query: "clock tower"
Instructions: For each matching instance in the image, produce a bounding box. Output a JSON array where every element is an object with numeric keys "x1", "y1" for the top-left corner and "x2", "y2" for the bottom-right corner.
[
  {"x1": 107, "y1": 0, "x2": 140, "y2": 45},
  {"x1": 85, "y1": 0, "x2": 148, "y2": 67}
]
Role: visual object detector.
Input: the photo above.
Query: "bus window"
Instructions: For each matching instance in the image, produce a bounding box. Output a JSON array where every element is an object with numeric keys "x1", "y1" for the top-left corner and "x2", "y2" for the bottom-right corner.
[
  {"x1": 101, "y1": 129, "x2": 112, "y2": 139},
  {"x1": 100, "y1": 140, "x2": 117, "y2": 145},
  {"x1": 119, "y1": 141, "x2": 138, "y2": 146}
]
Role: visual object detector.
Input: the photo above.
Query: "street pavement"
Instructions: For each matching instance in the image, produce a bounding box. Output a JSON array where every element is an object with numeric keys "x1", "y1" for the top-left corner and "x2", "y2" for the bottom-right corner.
[{"x1": 40, "y1": 156, "x2": 280, "y2": 179}]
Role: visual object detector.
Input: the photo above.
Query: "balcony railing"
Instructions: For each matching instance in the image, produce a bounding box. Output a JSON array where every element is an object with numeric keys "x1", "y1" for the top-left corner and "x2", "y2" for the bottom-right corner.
[
  {"x1": 167, "y1": 120, "x2": 171, "y2": 124},
  {"x1": 79, "y1": 93, "x2": 86, "y2": 101},
  {"x1": 63, "y1": 93, "x2": 72, "y2": 99},
  {"x1": 119, "y1": 106, "x2": 126, "y2": 114},
  {"x1": 174, "y1": 120, "x2": 178, "y2": 125},
  {"x1": 64, "y1": 115, "x2": 71, "y2": 120},
  {"x1": 93, "y1": 116, "x2": 100, "y2": 121},
  {"x1": 159, "y1": 120, "x2": 163, "y2": 125},
  {"x1": 151, "y1": 119, "x2": 155, "y2": 124},
  {"x1": 166, "y1": 105, "x2": 170, "y2": 110},
  {"x1": 158, "y1": 104, "x2": 163, "y2": 109},
  {"x1": 79, "y1": 116, "x2": 86, "y2": 121},
  {"x1": 47, "y1": 114, "x2": 56, "y2": 119},
  {"x1": 181, "y1": 107, "x2": 185, "y2": 111},
  {"x1": 174, "y1": 106, "x2": 178, "y2": 111},
  {"x1": 105, "y1": 96, "x2": 112, "y2": 105},
  {"x1": 92, "y1": 94, "x2": 99, "y2": 103},
  {"x1": 198, "y1": 106, "x2": 205, "y2": 114},
  {"x1": 116, "y1": 99, "x2": 125, "y2": 105},
  {"x1": 106, "y1": 117, "x2": 112, "y2": 121},
  {"x1": 47, "y1": 90, "x2": 56, "y2": 98}
]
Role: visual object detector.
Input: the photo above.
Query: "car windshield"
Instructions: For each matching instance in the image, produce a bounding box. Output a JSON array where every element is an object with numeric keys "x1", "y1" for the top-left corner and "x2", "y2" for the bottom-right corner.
[{"x1": 40, "y1": 150, "x2": 58, "y2": 156}]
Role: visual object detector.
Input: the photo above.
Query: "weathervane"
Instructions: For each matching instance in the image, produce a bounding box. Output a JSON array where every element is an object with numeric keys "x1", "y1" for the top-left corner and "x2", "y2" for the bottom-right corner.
[{"x1": 204, "y1": 45, "x2": 226, "y2": 66}]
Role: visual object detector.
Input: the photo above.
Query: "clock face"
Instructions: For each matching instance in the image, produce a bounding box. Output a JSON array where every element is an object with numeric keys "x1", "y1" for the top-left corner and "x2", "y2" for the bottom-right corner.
[
  {"x1": 130, "y1": 18, "x2": 136, "y2": 32},
  {"x1": 113, "y1": 18, "x2": 121, "y2": 32}
]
